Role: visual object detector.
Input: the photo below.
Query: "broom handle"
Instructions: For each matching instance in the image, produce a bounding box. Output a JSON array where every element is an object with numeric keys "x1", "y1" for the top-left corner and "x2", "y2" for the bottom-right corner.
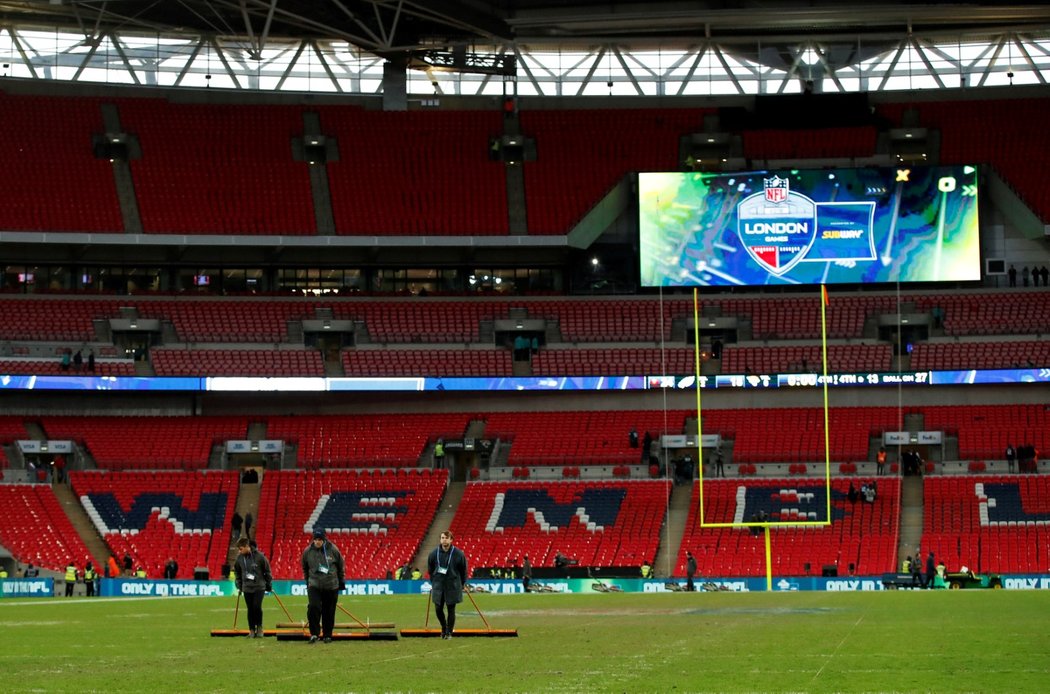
[
  {"x1": 271, "y1": 591, "x2": 294, "y2": 622},
  {"x1": 232, "y1": 590, "x2": 241, "y2": 628},
  {"x1": 423, "y1": 588, "x2": 431, "y2": 629},
  {"x1": 336, "y1": 602, "x2": 368, "y2": 630},
  {"x1": 465, "y1": 587, "x2": 492, "y2": 630}
]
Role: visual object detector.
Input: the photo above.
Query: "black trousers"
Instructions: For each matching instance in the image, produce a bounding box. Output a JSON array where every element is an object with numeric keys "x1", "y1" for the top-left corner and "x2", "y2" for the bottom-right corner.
[
  {"x1": 434, "y1": 602, "x2": 457, "y2": 634},
  {"x1": 244, "y1": 590, "x2": 265, "y2": 629},
  {"x1": 307, "y1": 586, "x2": 338, "y2": 637}
]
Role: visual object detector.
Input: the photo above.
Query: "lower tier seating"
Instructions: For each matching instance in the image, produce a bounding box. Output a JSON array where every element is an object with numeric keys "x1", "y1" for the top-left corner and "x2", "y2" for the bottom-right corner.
[
  {"x1": 676, "y1": 478, "x2": 900, "y2": 577},
  {"x1": 449, "y1": 480, "x2": 670, "y2": 571},
  {"x1": 70, "y1": 470, "x2": 239, "y2": 580},
  {"x1": 254, "y1": 469, "x2": 447, "y2": 579},
  {"x1": 0, "y1": 484, "x2": 97, "y2": 572}
]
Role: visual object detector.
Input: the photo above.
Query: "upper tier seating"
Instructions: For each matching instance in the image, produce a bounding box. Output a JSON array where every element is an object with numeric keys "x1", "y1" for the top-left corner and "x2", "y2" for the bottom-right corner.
[
  {"x1": 321, "y1": 108, "x2": 508, "y2": 235},
  {"x1": 41, "y1": 416, "x2": 250, "y2": 470},
  {"x1": 0, "y1": 484, "x2": 97, "y2": 572},
  {"x1": 151, "y1": 348, "x2": 325, "y2": 377},
  {"x1": 255, "y1": 468, "x2": 447, "y2": 579},
  {"x1": 117, "y1": 99, "x2": 316, "y2": 234},
  {"x1": 742, "y1": 126, "x2": 878, "y2": 161},
  {"x1": 922, "y1": 475, "x2": 1050, "y2": 575},
  {"x1": 877, "y1": 97, "x2": 1050, "y2": 222},
  {"x1": 676, "y1": 477, "x2": 900, "y2": 577},
  {"x1": 0, "y1": 298, "x2": 121, "y2": 342},
  {"x1": 0, "y1": 92, "x2": 123, "y2": 232},
  {"x1": 342, "y1": 349, "x2": 513, "y2": 377},
  {"x1": 519, "y1": 109, "x2": 708, "y2": 234},
  {"x1": 70, "y1": 470, "x2": 238, "y2": 579},
  {"x1": 265, "y1": 413, "x2": 473, "y2": 468},
  {"x1": 909, "y1": 292, "x2": 1050, "y2": 337},
  {"x1": 450, "y1": 480, "x2": 670, "y2": 571},
  {"x1": 481, "y1": 410, "x2": 688, "y2": 466}
]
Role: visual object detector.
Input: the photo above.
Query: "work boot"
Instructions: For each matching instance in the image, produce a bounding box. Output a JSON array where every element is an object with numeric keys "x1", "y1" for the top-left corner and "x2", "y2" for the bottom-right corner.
[
  {"x1": 308, "y1": 635, "x2": 319, "y2": 644},
  {"x1": 323, "y1": 636, "x2": 332, "y2": 644}
]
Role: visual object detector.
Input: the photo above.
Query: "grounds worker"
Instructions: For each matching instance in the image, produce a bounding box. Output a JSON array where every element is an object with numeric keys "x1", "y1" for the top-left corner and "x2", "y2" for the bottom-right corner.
[
  {"x1": 64, "y1": 561, "x2": 77, "y2": 596},
  {"x1": 83, "y1": 562, "x2": 97, "y2": 597},
  {"x1": 234, "y1": 537, "x2": 272, "y2": 638},
  {"x1": 427, "y1": 530, "x2": 468, "y2": 639},
  {"x1": 302, "y1": 528, "x2": 345, "y2": 644}
]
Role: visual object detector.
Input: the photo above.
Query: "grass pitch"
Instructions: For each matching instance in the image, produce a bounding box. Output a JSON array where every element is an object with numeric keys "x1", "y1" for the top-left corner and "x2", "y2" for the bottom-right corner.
[{"x1": 2, "y1": 590, "x2": 1048, "y2": 693}]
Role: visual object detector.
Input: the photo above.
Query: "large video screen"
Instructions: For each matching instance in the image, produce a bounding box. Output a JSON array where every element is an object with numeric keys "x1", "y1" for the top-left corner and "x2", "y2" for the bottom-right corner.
[{"x1": 639, "y1": 165, "x2": 980, "y2": 287}]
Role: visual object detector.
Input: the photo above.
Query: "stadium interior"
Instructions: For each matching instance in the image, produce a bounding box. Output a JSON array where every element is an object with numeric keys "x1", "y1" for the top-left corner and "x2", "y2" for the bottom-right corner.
[{"x1": 0, "y1": 1, "x2": 1048, "y2": 589}]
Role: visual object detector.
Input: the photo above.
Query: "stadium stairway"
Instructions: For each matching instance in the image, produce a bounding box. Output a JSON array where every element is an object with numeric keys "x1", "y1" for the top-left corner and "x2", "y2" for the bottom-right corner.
[
  {"x1": 897, "y1": 476, "x2": 924, "y2": 565},
  {"x1": 52, "y1": 482, "x2": 108, "y2": 569},
  {"x1": 652, "y1": 482, "x2": 692, "y2": 578},
  {"x1": 410, "y1": 480, "x2": 465, "y2": 572},
  {"x1": 225, "y1": 473, "x2": 258, "y2": 568}
]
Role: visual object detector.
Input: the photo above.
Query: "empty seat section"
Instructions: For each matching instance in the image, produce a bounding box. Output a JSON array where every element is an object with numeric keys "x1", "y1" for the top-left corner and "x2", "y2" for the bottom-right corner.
[
  {"x1": 116, "y1": 99, "x2": 315, "y2": 234},
  {"x1": 266, "y1": 413, "x2": 472, "y2": 468},
  {"x1": 450, "y1": 480, "x2": 670, "y2": 571},
  {"x1": 342, "y1": 349, "x2": 513, "y2": 377},
  {"x1": 922, "y1": 475, "x2": 1050, "y2": 574},
  {"x1": 70, "y1": 470, "x2": 239, "y2": 579},
  {"x1": 255, "y1": 468, "x2": 447, "y2": 579},
  {"x1": 483, "y1": 410, "x2": 688, "y2": 467},
  {"x1": 322, "y1": 108, "x2": 508, "y2": 235},
  {"x1": 676, "y1": 477, "x2": 900, "y2": 577},
  {"x1": 0, "y1": 93, "x2": 122, "y2": 232},
  {"x1": 41, "y1": 416, "x2": 250, "y2": 470},
  {"x1": 0, "y1": 484, "x2": 97, "y2": 571},
  {"x1": 152, "y1": 348, "x2": 324, "y2": 377}
]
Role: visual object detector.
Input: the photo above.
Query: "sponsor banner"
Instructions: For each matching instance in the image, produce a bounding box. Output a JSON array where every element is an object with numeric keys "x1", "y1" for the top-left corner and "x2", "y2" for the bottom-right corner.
[
  {"x1": 0, "y1": 578, "x2": 54, "y2": 597},
  {"x1": 99, "y1": 579, "x2": 235, "y2": 598},
  {"x1": 49, "y1": 574, "x2": 1050, "y2": 598}
]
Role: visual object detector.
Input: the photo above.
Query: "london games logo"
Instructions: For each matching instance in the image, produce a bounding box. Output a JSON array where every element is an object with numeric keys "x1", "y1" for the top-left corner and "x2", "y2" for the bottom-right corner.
[{"x1": 737, "y1": 175, "x2": 817, "y2": 276}]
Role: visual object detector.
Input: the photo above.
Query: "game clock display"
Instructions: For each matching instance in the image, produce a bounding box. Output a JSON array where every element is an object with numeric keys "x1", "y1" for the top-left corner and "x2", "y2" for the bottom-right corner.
[{"x1": 639, "y1": 165, "x2": 981, "y2": 287}]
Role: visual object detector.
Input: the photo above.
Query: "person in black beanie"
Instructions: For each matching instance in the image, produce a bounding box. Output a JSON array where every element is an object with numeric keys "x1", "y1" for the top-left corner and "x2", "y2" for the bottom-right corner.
[{"x1": 301, "y1": 528, "x2": 344, "y2": 643}]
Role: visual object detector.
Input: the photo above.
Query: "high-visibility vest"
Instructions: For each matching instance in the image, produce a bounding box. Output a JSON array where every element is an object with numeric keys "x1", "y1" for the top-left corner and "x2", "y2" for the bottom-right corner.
[
  {"x1": 65, "y1": 565, "x2": 77, "y2": 582},
  {"x1": 0, "y1": 569, "x2": 8, "y2": 578},
  {"x1": 135, "y1": 568, "x2": 147, "y2": 578},
  {"x1": 411, "y1": 569, "x2": 421, "y2": 580},
  {"x1": 84, "y1": 568, "x2": 97, "y2": 582}
]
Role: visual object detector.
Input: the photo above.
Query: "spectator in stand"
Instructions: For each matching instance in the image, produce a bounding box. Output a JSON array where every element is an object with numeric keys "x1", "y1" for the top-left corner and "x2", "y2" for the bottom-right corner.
[
  {"x1": 1005, "y1": 443, "x2": 1016, "y2": 473},
  {"x1": 72, "y1": 349, "x2": 83, "y2": 371},
  {"x1": 1041, "y1": 266, "x2": 1049, "y2": 287},
  {"x1": 876, "y1": 447, "x2": 887, "y2": 476},
  {"x1": 52, "y1": 455, "x2": 66, "y2": 484},
  {"x1": 1022, "y1": 266, "x2": 1030, "y2": 287},
  {"x1": 122, "y1": 552, "x2": 134, "y2": 577},
  {"x1": 87, "y1": 349, "x2": 95, "y2": 372},
  {"x1": 1008, "y1": 265, "x2": 1017, "y2": 287},
  {"x1": 60, "y1": 350, "x2": 71, "y2": 371},
  {"x1": 433, "y1": 439, "x2": 445, "y2": 469},
  {"x1": 163, "y1": 557, "x2": 178, "y2": 579},
  {"x1": 23, "y1": 563, "x2": 39, "y2": 577},
  {"x1": 244, "y1": 512, "x2": 253, "y2": 540},
  {"x1": 231, "y1": 511, "x2": 243, "y2": 538},
  {"x1": 686, "y1": 552, "x2": 698, "y2": 592}
]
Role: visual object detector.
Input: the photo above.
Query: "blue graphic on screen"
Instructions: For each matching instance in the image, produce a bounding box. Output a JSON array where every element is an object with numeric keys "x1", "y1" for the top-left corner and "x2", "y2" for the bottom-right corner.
[{"x1": 639, "y1": 165, "x2": 981, "y2": 287}]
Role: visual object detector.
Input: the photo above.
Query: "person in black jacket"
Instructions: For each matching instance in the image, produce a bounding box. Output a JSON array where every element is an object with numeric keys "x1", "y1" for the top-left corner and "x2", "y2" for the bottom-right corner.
[
  {"x1": 234, "y1": 537, "x2": 272, "y2": 638},
  {"x1": 301, "y1": 528, "x2": 345, "y2": 644},
  {"x1": 427, "y1": 530, "x2": 468, "y2": 639}
]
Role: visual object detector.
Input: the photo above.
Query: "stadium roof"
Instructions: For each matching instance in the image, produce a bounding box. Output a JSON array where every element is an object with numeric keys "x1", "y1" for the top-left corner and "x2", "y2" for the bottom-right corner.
[{"x1": 3, "y1": 1, "x2": 1050, "y2": 58}]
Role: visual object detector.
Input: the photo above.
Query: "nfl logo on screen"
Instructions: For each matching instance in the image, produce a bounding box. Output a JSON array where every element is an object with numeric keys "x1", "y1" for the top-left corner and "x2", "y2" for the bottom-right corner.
[{"x1": 764, "y1": 176, "x2": 788, "y2": 204}]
